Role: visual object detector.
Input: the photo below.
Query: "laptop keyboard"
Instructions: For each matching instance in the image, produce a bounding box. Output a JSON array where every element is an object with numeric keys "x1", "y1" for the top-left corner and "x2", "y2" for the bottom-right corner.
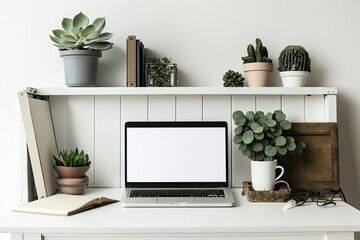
[{"x1": 129, "y1": 189, "x2": 226, "y2": 198}]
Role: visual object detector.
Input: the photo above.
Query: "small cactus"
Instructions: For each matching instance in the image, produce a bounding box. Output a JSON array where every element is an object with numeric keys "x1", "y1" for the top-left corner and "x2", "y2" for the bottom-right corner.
[
  {"x1": 223, "y1": 70, "x2": 245, "y2": 87},
  {"x1": 278, "y1": 45, "x2": 311, "y2": 72},
  {"x1": 242, "y1": 38, "x2": 272, "y2": 64}
]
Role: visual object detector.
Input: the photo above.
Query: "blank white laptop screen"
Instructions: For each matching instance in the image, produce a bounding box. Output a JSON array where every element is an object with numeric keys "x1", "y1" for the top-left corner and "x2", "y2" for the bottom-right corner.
[{"x1": 125, "y1": 121, "x2": 228, "y2": 187}]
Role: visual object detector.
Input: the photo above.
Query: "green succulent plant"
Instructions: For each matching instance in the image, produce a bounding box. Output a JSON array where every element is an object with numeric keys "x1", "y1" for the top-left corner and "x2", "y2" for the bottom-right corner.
[
  {"x1": 223, "y1": 70, "x2": 245, "y2": 87},
  {"x1": 146, "y1": 57, "x2": 176, "y2": 87},
  {"x1": 50, "y1": 12, "x2": 113, "y2": 51},
  {"x1": 232, "y1": 110, "x2": 306, "y2": 161},
  {"x1": 53, "y1": 148, "x2": 91, "y2": 167},
  {"x1": 278, "y1": 45, "x2": 311, "y2": 72},
  {"x1": 241, "y1": 38, "x2": 272, "y2": 64}
]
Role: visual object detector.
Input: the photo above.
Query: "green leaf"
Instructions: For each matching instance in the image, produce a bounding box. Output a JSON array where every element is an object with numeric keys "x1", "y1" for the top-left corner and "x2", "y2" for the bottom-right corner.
[
  {"x1": 233, "y1": 111, "x2": 246, "y2": 126},
  {"x1": 238, "y1": 142, "x2": 247, "y2": 151},
  {"x1": 242, "y1": 149, "x2": 252, "y2": 157},
  {"x1": 52, "y1": 29, "x2": 67, "y2": 38},
  {"x1": 96, "y1": 32, "x2": 113, "y2": 42},
  {"x1": 264, "y1": 156, "x2": 273, "y2": 161},
  {"x1": 280, "y1": 120, "x2": 291, "y2": 130},
  {"x1": 62, "y1": 17, "x2": 73, "y2": 34},
  {"x1": 299, "y1": 141, "x2": 306, "y2": 148},
  {"x1": 49, "y1": 35, "x2": 62, "y2": 44},
  {"x1": 80, "y1": 25, "x2": 96, "y2": 38},
  {"x1": 86, "y1": 31, "x2": 101, "y2": 41},
  {"x1": 234, "y1": 126, "x2": 243, "y2": 135},
  {"x1": 275, "y1": 136, "x2": 286, "y2": 146},
  {"x1": 254, "y1": 132, "x2": 264, "y2": 140},
  {"x1": 272, "y1": 126, "x2": 282, "y2": 136},
  {"x1": 246, "y1": 111, "x2": 255, "y2": 121},
  {"x1": 252, "y1": 142, "x2": 264, "y2": 152},
  {"x1": 255, "y1": 152, "x2": 265, "y2": 161},
  {"x1": 233, "y1": 134, "x2": 243, "y2": 145},
  {"x1": 242, "y1": 130, "x2": 254, "y2": 144},
  {"x1": 286, "y1": 142, "x2": 296, "y2": 151},
  {"x1": 266, "y1": 119, "x2": 276, "y2": 127},
  {"x1": 71, "y1": 27, "x2": 82, "y2": 38},
  {"x1": 266, "y1": 112, "x2": 273, "y2": 119},
  {"x1": 61, "y1": 34, "x2": 77, "y2": 43},
  {"x1": 265, "y1": 145, "x2": 277, "y2": 157},
  {"x1": 276, "y1": 145, "x2": 287, "y2": 155},
  {"x1": 92, "y1": 17, "x2": 106, "y2": 32},
  {"x1": 73, "y1": 12, "x2": 89, "y2": 29},
  {"x1": 250, "y1": 122, "x2": 263, "y2": 134},
  {"x1": 274, "y1": 111, "x2": 286, "y2": 122},
  {"x1": 88, "y1": 41, "x2": 113, "y2": 50}
]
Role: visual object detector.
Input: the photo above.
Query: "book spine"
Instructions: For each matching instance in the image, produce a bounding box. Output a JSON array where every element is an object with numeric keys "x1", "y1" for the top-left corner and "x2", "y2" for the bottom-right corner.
[
  {"x1": 136, "y1": 40, "x2": 145, "y2": 87},
  {"x1": 127, "y1": 35, "x2": 137, "y2": 87}
]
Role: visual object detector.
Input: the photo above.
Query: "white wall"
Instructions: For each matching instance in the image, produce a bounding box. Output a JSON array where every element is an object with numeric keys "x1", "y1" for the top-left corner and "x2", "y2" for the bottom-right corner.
[{"x1": 1, "y1": 0, "x2": 360, "y2": 239}]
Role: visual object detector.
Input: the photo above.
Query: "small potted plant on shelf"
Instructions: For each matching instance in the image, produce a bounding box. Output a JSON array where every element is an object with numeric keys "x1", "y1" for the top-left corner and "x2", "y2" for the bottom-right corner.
[
  {"x1": 241, "y1": 38, "x2": 273, "y2": 87},
  {"x1": 278, "y1": 45, "x2": 311, "y2": 87},
  {"x1": 53, "y1": 148, "x2": 91, "y2": 195},
  {"x1": 232, "y1": 110, "x2": 306, "y2": 191},
  {"x1": 49, "y1": 12, "x2": 113, "y2": 87},
  {"x1": 145, "y1": 57, "x2": 177, "y2": 87},
  {"x1": 222, "y1": 70, "x2": 245, "y2": 87}
]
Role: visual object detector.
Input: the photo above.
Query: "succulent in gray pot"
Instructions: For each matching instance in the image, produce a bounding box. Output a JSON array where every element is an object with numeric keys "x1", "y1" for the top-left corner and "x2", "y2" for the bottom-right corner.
[
  {"x1": 241, "y1": 38, "x2": 273, "y2": 87},
  {"x1": 278, "y1": 45, "x2": 311, "y2": 87},
  {"x1": 232, "y1": 110, "x2": 306, "y2": 191},
  {"x1": 50, "y1": 12, "x2": 113, "y2": 87},
  {"x1": 53, "y1": 148, "x2": 91, "y2": 195}
]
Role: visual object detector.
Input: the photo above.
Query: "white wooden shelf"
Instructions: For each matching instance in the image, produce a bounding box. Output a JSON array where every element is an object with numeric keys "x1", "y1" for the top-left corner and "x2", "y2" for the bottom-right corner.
[{"x1": 28, "y1": 87, "x2": 338, "y2": 96}]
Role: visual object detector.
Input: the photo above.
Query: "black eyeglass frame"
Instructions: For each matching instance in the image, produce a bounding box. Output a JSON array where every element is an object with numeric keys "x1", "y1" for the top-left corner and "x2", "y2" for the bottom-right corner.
[{"x1": 290, "y1": 188, "x2": 346, "y2": 207}]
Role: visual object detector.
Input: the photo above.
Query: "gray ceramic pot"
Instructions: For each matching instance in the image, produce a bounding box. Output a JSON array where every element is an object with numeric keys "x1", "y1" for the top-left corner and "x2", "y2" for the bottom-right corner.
[{"x1": 60, "y1": 49, "x2": 102, "y2": 87}]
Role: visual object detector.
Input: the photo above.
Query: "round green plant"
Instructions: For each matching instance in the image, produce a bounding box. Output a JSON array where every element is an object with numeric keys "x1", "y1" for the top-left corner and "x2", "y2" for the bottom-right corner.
[
  {"x1": 50, "y1": 12, "x2": 113, "y2": 51},
  {"x1": 223, "y1": 70, "x2": 245, "y2": 87},
  {"x1": 233, "y1": 110, "x2": 306, "y2": 161},
  {"x1": 278, "y1": 45, "x2": 311, "y2": 72},
  {"x1": 53, "y1": 148, "x2": 91, "y2": 167},
  {"x1": 146, "y1": 57, "x2": 175, "y2": 87}
]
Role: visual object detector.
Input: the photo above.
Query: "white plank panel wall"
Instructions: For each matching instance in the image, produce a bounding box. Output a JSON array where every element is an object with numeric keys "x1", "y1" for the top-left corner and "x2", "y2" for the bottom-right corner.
[
  {"x1": 43, "y1": 88, "x2": 337, "y2": 188},
  {"x1": 94, "y1": 96, "x2": 121, "y2": 187},
  {"x1": 176, "y1": 95, "x2": 202, "y2": 121},
  {"x1": 65, "y1": 96, "x2": 95, "y2": 187}
]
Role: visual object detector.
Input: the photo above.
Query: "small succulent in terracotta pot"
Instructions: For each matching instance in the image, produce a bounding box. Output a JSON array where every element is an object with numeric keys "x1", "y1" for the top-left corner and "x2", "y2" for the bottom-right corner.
[{"x1": 53, "y1": 148, "x2": 91, "y2": 194}]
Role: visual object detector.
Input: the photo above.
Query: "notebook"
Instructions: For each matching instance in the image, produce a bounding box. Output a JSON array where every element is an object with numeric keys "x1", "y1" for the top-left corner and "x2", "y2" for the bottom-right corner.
[{"x1": 121, "y1": 121, "x2": 235, "y2": 207}]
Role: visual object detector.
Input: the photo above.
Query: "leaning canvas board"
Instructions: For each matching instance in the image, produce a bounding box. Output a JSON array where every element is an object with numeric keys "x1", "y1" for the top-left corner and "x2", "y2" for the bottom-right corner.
[{"x1": 18, "y1": 91, "x2": 58, "y2": 199}]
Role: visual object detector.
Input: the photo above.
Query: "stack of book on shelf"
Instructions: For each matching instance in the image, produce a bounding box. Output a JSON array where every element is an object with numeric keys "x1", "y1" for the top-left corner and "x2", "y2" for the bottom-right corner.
[{"x1": 127, "y1": 35, "x2": 145, "y2": 87}]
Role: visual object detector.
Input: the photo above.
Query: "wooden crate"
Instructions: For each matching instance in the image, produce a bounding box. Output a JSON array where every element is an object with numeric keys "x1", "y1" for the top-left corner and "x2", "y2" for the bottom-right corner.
[{"x1": 277, "y1": 123, "x2": 339, "y2": 191}]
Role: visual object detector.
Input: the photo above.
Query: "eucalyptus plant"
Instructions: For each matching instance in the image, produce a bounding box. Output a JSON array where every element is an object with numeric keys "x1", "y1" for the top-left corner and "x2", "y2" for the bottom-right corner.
[
  {"x1": 50, "y1": 12, "x2": 113, "y2": 51},
  {"x1": 146, "y1": 57, "x2": 176, "y2": 87},
  {"x1": 53, "y1": 148, "x2": 91, "y2": 167},
  {"x1": 233, "y1": 110, "x2": 306, "y2": 161},
  {"x1": 223, "y1": 70, "x2": 245, "y2": 87}
]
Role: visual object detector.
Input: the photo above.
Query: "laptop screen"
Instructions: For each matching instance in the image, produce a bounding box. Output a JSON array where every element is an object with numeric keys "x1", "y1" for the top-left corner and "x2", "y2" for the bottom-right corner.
[{"x1": 125, "y1": 121, "x2": 228, "y2": 188}]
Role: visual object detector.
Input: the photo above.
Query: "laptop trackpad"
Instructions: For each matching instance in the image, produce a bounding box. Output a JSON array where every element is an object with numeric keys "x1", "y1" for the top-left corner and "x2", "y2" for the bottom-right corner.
[{"x1": 157, "y1": 197, "x2": 195, "y2": 204}]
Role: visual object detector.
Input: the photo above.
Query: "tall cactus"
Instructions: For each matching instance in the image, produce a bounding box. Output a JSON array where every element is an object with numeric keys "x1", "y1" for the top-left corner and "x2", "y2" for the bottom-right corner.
[
  {"x1": 242, "y1": 38, "x2": 272, "y2": 64},
  {"x1": 278, "y1": 46, "x2": 311, "y2": 72}
]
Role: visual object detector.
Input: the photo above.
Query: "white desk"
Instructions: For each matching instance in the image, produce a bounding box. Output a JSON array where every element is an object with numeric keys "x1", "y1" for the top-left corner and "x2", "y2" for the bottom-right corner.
[{"x1": 1, "y1": 188, "x2": 360, "y2": 240}]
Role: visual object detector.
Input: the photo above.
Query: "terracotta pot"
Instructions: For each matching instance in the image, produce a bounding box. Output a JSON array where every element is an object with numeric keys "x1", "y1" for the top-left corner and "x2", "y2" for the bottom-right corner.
[
  {"x1": 56, "y1": 176, "x2": 89, "y2": 195},
  {"x1": 53, "y1": 165, "x2": 90, "y2": 178},
  {"x1": 243, "y1": 62, "x2": 273, "y2": 87}
]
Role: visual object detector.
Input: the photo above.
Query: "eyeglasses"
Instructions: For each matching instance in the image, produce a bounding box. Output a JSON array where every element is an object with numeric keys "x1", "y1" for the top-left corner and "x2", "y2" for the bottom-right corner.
[{"x1": 289, "y1": 188, "x2": 347, "y2": 207}]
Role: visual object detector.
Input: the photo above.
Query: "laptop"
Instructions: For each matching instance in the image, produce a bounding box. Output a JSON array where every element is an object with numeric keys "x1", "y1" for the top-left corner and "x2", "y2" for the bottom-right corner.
[{"x1": 121, "y1": 121, "x2": 235, "y2": 207}]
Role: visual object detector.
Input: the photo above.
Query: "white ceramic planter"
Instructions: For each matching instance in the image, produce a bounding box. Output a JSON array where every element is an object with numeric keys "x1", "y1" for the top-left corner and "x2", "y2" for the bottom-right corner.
[
  {"x1": 250, "y1": 160, "x2": 284, "y2": 191},
  {"x1": 279, "y1": 71, "x2": 309, "y2": 87}
]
